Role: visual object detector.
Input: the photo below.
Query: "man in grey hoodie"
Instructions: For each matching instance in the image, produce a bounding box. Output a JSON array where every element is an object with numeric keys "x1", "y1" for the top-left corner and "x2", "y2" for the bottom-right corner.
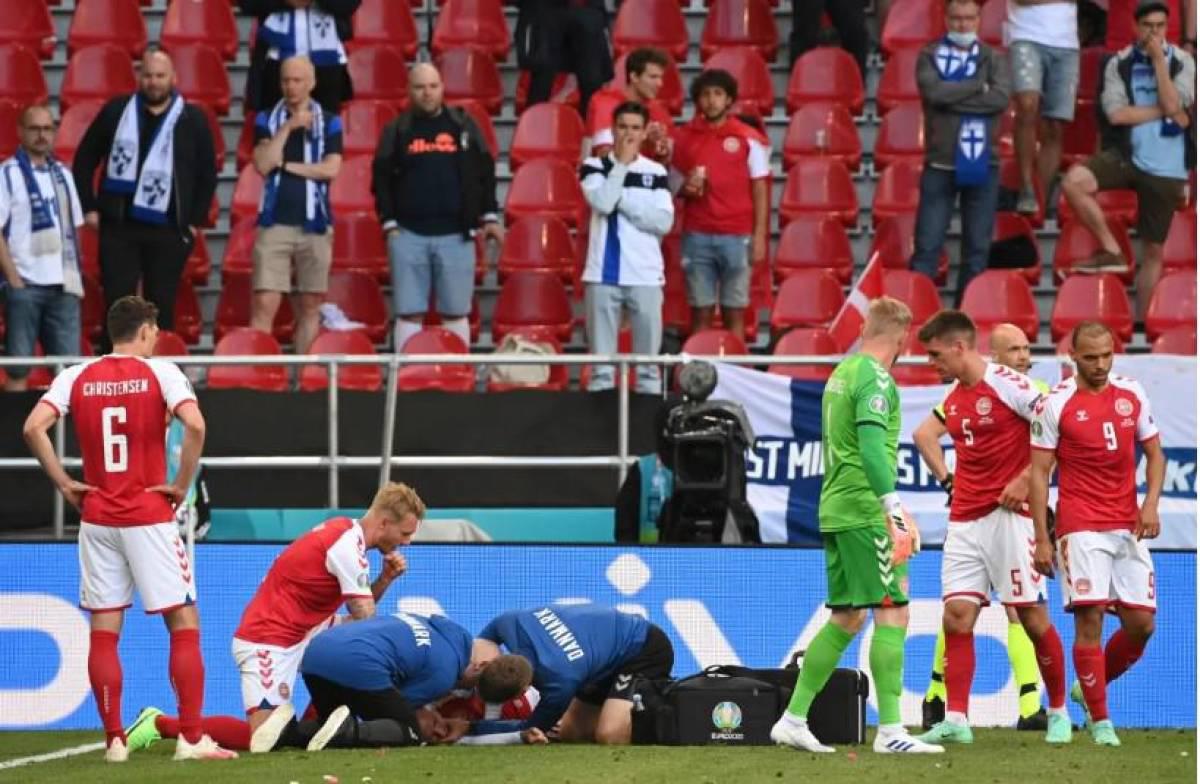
[{"x1": 909, "y1": 0, "x2": 1011, "y2": 304}]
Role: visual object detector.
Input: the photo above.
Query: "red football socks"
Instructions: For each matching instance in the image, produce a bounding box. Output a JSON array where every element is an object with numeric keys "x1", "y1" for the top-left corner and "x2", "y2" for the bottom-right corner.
[
  {"x1": 1073, "y1": 645, "x2": 1108, "y2": 722},
  {"x1": 156, "y1": 715, "x2": 251, "y2": 750},
  {"x1": 1032, "y1": 625, "x2": 1067, "y2": 710},
  {"x1": 89, "y1": 630, "x2": 125, "y2": 747},
  {"x1": 943, "y1": 631, "x2": 975, "y2": 716},
  {"x1": 1104, "y1": 628, "x2": 1147, "y2": 684},
  {"x1": 169, "y1": 628, "x2": 206, "y2": 744}
]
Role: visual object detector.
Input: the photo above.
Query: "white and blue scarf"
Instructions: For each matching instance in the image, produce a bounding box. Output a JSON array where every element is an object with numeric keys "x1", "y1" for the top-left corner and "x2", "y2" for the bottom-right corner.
[
  {"x1": 104, "y1": 93, "x2": 185, "y2": 225},
  {"x1": 259, "y1": 8, "x2": 347, "y2": 67},
  {"x1": 933, "y1": 37, "x2": 990, "y2": 187},
  {"x1": 5, "y1": 149, "x2": 82, "y2": 296},
  {"x1": 258, "y1": 99, "x2": 331, "y2": 234}
]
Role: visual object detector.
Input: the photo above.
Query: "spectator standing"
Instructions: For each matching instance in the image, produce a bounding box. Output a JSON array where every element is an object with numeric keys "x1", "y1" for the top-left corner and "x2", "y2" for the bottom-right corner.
[
  {"x1": 0, "y1": 106, "x2": 85, "y2": 390},
  {"x1": 251, "y1": 56, "x2": 343, "y2": 354},
  {"x1": 585, "y1": 47, "x2": 674, "y2": 162},
  {"x1": 580, "y1": 102, "x2": 674, "y2": 394},
  {"x1": 73, "y1": 51, "x2": 217, "y2": 352},
  {"x1": 1106, "y1": 0, "x2": 1194, "y2": 51},
  {"x1": 372, "y1": 64, "x2": 502, "y2": 351},
  {"x1": 1061, "y1": 0, "x2": 1194, "y2": 316},
  {"x1": 789, "y1": 1, "x2": 870, "y2": 78},
  {"x1": 671, "y1": 70, "x2": 770, "y2": 339},
  {"x1": 910, "y1": 0, "x2": 1011, "y2": 304},
  {"x1": 1007, "y1": 0, "x2": 1080, "y2": 215},
  {"x1": 514, "y1": 0, "x2": 613, "y2": 116},
  {"x1": 239, "y1": 0, "x2": 360, "y2": 115}
]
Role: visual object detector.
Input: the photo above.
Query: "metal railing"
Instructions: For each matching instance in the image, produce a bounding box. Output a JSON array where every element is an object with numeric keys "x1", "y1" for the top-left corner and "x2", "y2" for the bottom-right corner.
[{"x1": 0, "y1": 351, "x2": 928, "y2": 539}]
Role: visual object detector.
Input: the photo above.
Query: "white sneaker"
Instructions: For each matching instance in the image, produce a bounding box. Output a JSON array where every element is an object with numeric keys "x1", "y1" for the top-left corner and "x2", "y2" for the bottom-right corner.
[
  {"x1": 173, "y1": 734, "x2": 238, "y2": 761},
  {"x1": 105, "y1": 738, "x2": 128, "y2": 763},
  {"x1": 307, "y1": 705, "x2": 352, "y2": 752},
  {"x1": 874, "y1": 730, "x2": 945, "y2": 754},
  {"x1": 770, "y1": 716, "x2": 835, "y2": 753},
  {"x1": 249, "y1": 702, "x2": 296, "y2": 753}
]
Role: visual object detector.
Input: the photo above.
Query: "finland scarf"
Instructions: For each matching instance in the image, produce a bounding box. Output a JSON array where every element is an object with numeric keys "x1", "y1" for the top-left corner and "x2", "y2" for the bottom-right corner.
[
  {"x1": 7, "y1": 149, "x2": 82, "y2": 296},
  {"x1": 933, "y1": 38, "x2": 990, "y2": 187},
  {"x1": 258, "y1": 99, "x2": 330, "y2": 234},
  {"x1": 104, "y1": 93, "x2": 185, "y2": 225},
  {"x1": 260, "y1": 8, "x2": 347, "y2": 67}
]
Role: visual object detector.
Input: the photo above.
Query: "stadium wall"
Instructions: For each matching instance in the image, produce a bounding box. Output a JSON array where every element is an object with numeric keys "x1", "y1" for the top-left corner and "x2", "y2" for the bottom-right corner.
[{"x1": 0, "y1": 544, "x2": 1193, "y2": 730}]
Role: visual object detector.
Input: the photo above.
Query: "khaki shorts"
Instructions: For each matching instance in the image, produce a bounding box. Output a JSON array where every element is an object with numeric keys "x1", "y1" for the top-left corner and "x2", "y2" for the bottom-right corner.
[
  {"x1": 253, "y1": 225, "x2": 333, "y2": 293},
  {"x1": 1084, "y1": 149, "x2": 1186, "y2": 244}
]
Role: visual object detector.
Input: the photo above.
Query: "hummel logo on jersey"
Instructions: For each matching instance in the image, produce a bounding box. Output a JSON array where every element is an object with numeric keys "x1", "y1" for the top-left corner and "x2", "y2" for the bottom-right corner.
[
  {"x1": 616, "y1": 674, "x2": 633, "y2": 690},
  {"x1": 1081, "y1": 673, "x2": 1098, "y2": 688},
  {"x1": 1075, "y1": 410, "x2": 1089, "y2": 422}
]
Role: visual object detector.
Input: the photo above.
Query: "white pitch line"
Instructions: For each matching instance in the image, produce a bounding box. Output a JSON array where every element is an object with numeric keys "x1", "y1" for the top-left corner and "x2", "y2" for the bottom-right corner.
[{"x1": 0, "y1": 741, "x2": 105, "y2": 770}]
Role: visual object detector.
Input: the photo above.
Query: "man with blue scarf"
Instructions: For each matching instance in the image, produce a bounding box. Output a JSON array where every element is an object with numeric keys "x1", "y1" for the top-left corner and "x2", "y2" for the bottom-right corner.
[
  {"x1": 251, "y1": 55, "x2": 343, "y2": 354},
  {"x1": 0, "y1": 105, "x2": 85, "y2": 390},
  {"x1": 910, "y1": 0, "x2": 1010, "y2": 305},
  {"x1": 1061, "y1": 0, "x2": 1195, "y2": 318}
]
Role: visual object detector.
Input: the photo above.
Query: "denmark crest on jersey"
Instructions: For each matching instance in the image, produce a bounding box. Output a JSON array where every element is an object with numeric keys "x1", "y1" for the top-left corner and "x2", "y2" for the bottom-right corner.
[
  {"x1": 1114, "y1": 398, "x2": 1134, "y2": 417},
  {"x1": 975, "y1": 397, "x2": 992, "y2": 415},
  {"x1": 722, "y1": 137, "x2": 741, "y2": 153}
]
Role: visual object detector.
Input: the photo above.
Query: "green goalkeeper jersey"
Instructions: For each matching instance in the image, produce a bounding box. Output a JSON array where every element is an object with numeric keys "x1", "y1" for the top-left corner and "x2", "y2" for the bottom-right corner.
[{"x1": 819, "y1": 353, "x2": 901, "y2": 532}]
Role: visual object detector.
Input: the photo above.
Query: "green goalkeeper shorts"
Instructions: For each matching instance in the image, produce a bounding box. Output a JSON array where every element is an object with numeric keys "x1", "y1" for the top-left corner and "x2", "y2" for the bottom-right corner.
[{"x1": 823, "y1": 524, "x2": 910, "y2": 609}]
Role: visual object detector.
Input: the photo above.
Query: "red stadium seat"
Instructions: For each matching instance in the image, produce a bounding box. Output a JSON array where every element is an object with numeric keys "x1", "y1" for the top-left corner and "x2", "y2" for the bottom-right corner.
[
  {"x1": 82, "y1": 274, "x2": 105, "y2": 344},
  {"x1": 883, "y1": 269, "x2": 942, "y2": 326},
  {"x1": 881, "y1": 0, "x2": 942, "y2": 54},
  {"x1": 487, "y1": 327, "x2": 570, "y2": 392},
  {"x1": 332, "y1": 211, "x2": 388, "y2": 280},
  {"x1": 769, "y1": 270, "x2": 845, "y2": 334},
  {"x1": 781, "y1": 102, "x2": 862, "y2": 171},
  {"x1": 300, "y1": 330, "x2": 383, "y2": 392},
  {"x1": 329, "y1": 156, "x2": 376, "y2": 216},
  {"x1": 220, "y1": 218, "x2": 256, "y2": 276},
  {"x1": 1050, "y1": 274, "x2": 1133, "y2": 342},
  {"x1": 60, "y1": 45, "x2": 135, "y2": 112},
  {"x1": 1052, "y1": 218, "x2": 1135, "y2": 283},
  {"x1": 491, "y1": 272, "x2": 574, "y2": 343},
  {"x1": 437, "y1": 47, "x2": 503, "y2": 115},
  {"x1": 449, "y1": 100, "x2": 499, "y2": 156},
  {"x1": 26, "y1": 337, "x2": 95, "y2": 390},
  {"x1": 1077, "y1": 47, "x2": 1108, "y2": 105},
  {"x1": 173, "y1": 278, "x2": 202, "y2": 345},
  {"x1": 214, "y1": 274, "x2": 295, "y2": 344},
  {"x1": 509, "y1": 103, "x2": 586, "y2": 171},
  {"x1": 153, "y1": 330, "x2": 189, "y2": 357},
  {"x1": 505, "y1": 158, "x2": 588, "y2": 228},
  {"x1": 1055, "y1": 331, "x2": 1125, "y2": 356},
  {"x1": 352, "y1": 0, "x2": 419, "y2": 59},
  {"x1": 324, "y1": 271, "x2": 389, "y2": 343},
  {"x1": 347, "y1": 46, "x2": 410, "y2": 109},
  {"x1": 1145, "y1": 269, "x2": 1197, "y2": 342},
  {"x1": 773, "y1": 215, "x2": 854, "y2": 283},
  {"x1": 498, "y1": 215, "x2": 577, "y2": 285},
  {"x1": 700, "y1": 0, "x2": 779, "y2": 62},
  {"x1": 609, "y1": 53, "x2": 684, "y2": 115},
  {"x1": 208, "y1": 328, "x2": 289, "y2": 392},
  {"x1": 230, "y1": 164, "x2": 264, "y2": 229},
  {"x1": 1162, "y1": 210, "x2": 1197, "y2": 270},
  {"x1": 1056, "y1": 188, "x2": 1138, "y2": 228},
  {"x1": 397, "y1": 327, "x2": 475, "y2": 392},
  {"x1": 786, "y1": 46, "x2": 865, "y2": 115},
  {"x1": 169, "y1": 43, "x2": 231, "y2": 115},
  {"x1": 681, "y1": 328, "x2": 748, "y2": 356},
  {"x1": 236, "y1": 113, "x2": 257, "y2": 170},
  {"x1": 612, "y1": 0, "x2": 688, "y2": 60},
  {"x1": 432, "y1": 0, "x2": 511, "y2": 60},
  {"x1": 876, "y1": 48, "x2": 923, "y2": 115},
  {"x1": 874, "y1": 102, "x2": 925, "y2": 171},
  {"x1": 769, "y1": 327, "x2": 839, "y2": 381},
  {"x1": 779, "y1": 158, "x2": 859, "y2": 227},
  {"x1": 68, "y1": 0, "x2": 147, "y2": 57},
  {"x1": 0, "y1": 102, "x2": 21, "y2": 160},
  {"x1": 161, "y1": 0, "x2": 239, "y2": 61},
  {"x1": 995, "y1": 104, "x2": 1017, "y2": 160},
  {"x1": 891, "y1": 329, "x2": 943, "y2": 386},
  {"x1": 704, "y1": 48, "x2": 774, "y2": 115},
  {"x1": 961, "y1": 270, "x2": 1039, "y2": 339},
  {"x1": 0, "y1": 45, "x2": 49, "y2": 108},
  {"x1": 515, "y1": 72, "x2": 580, "y2": 114},
  {"x1": 1152, "y1": 325, "x2": 1197, "y2": 355},
  {"x1": 340, "y1": 100, "x2": 397, "y2": 159},
  {"x1": 1061, "y1": 101, "x2": 1099, "y2": 169},
  {"x1": 990, "y1": 212, "x2": 1041, "y2": 285},
  {"x1": 0, "y1": 0, "x2": 55, "y2": 59},
  {"x1": 872, "y1": 159, "x2": 924, "y2": 225},
  {"x1": 979, "y1": 0, "x2": 1006, "y2": 48},
  {"x1": 184, "y1": 231, "x2": 212, "y2": 285},
  {"x1": 871, "y1": 212, "x2": 948, "y2": 285},
  {"x1": 78, "y1": 224, "x2": 100, "y2": 279}
]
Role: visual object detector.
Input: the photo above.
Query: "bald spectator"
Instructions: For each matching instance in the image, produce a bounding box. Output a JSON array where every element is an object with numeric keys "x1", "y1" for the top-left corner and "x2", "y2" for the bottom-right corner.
[
  {"x1": 372, "y1": 64, "x2": 502, "y2": 350},
  {"x1": 0, "y1": 106, "x2": 85, "y2": 390},
  {"x1": 989, "y1": 322, "x2": 1035, "y2": 376},
  {"x1": 252, "y1": 56, "x2": 343, "y2": 354},
  {"x1": 239, "y1": 0, "x2": 360, "y2": 114},
  {"x1": 73, "y1": 50, "x2": 218, "y2": 351}
]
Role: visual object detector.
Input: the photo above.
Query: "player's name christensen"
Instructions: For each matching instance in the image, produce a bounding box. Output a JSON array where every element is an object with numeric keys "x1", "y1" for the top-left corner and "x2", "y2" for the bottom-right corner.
[{"x1": 82, "y1": 379, "x2": 150, "y2": 397}]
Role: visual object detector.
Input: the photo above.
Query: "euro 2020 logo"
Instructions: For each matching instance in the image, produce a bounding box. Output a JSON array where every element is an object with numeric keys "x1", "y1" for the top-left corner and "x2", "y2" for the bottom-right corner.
[{"x1": 711, "y1": 701, "x2": 742, "y2": 732}]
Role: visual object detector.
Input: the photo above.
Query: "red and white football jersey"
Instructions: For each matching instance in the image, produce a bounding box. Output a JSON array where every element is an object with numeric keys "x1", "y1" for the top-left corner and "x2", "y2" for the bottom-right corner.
[
  {"x1": 1031, "y1": 375, "x2": 1159, "y2": 535},
  {"x1": 40, "y1": 355, "x2": 196, "y2": 526},
  {"x1": 585, "y1": 86, "x2": 675, "y2": 156},
  {"x1": 235, "y1": 517, "x2": 373, "y2": 647},
  {"x1": 938, "y1": 363, "x2": 1043, "y2": 522}
]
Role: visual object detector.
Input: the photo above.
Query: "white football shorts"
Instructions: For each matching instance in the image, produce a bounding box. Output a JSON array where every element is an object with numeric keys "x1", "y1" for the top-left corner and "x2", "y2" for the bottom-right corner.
[
  {"x1": 78, "y1": 521, "x2": 195, "y2": 613},
  {"x1": 942, "y1": 508, "x2": 1047, "y2": 606},
  {"x1": 1057, "y1": 529, "x2": 1156, "y2": 612}
]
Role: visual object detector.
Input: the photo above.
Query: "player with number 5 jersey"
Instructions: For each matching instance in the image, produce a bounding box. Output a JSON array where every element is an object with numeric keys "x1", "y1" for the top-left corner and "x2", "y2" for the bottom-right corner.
[
  {"x1": 1029, "y1": 321, "x2": 1166, "y2": 748},
  {"x1": 22, "y1": 296, "x2": 236, "y2": 763}
]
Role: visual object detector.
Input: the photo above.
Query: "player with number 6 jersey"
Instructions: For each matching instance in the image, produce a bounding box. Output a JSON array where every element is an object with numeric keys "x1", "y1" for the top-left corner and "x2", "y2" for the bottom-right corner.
[
  {"x1": 22, "y1": 296, "x2": 235, "y2": 763},
  {"x1": 1029, "y1": 321, "x2": 1165, "y2": 748}
]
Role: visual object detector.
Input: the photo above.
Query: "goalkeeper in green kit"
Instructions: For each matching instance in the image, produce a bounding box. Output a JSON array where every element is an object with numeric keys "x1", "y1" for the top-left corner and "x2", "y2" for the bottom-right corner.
[{"x1": 771, "y1": 297, "x2": 944, "y2": 755}]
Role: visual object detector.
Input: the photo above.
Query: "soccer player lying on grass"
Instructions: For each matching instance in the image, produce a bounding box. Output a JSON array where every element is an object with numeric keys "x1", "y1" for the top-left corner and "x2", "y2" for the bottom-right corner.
[{"x1": 462, "y1": 603, "x2": 675, "y2": 745}]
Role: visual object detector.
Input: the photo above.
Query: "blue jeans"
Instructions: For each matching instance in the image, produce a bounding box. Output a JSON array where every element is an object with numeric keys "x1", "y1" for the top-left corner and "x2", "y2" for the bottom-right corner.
[
  {"x1": 388, "y1": 230, "x2": 475, "y2": 317},
  {"x1": 585, "y1": 283, "x2": 663, "y2": 394},
  {"x1": 4, "y1": 284, "x2": 81, "y2": 379},
  {"x1": 910, "y1": 165, "x2": 1000, "y2": 304}
]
